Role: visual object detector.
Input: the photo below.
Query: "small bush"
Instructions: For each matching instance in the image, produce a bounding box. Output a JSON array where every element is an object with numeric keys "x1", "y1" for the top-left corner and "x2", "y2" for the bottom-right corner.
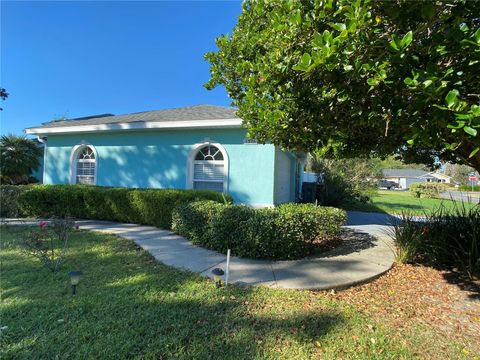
[
  {"x1": 391, "y1": 202, "x2": 480, "y2": 277},
  {"x1": 0, "y1": 185, "x2": 30, "y2": 217},
  {"x1": 409, "y1": 182, "x2": 448, "y2": 198},
  {"x1": 21, "y1": 218, "x2": 75, "y2": 272},
  {"x1": 17, "y1": 185, "x2": 232, "y2": 229},
  {"x1": 172, "y1": 201, "x2": 346, "y2": 260},
  {"x1": 458, "y1": 184, "x2": 480, "y2": 192}
]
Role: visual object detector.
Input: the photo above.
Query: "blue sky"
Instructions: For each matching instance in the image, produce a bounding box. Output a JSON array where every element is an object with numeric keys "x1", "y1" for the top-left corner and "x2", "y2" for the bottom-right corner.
[{"x1": 0, "y1": 1, "x2": 241, "y2": 135}]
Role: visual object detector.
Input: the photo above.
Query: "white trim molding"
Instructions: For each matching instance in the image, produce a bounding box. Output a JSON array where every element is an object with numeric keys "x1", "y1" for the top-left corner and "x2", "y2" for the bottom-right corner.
[
  {"x1": 186, "y1": 141, "x2": 229, "y2": 193},
  {"x1": 25, "y1": 118, "x2": 243, "y2": 135},
  {"x1": 248, "y1": 203, "x2": 275, "y2": 208},
  {"x1": 37, "y1": 136, "x2": 47, "y2": 184},
  {"x1": 69, "y1": 144, "x2": 98, "y2": 185}
]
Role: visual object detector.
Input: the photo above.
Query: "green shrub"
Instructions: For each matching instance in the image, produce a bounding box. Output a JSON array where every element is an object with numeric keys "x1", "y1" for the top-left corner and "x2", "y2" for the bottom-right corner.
[
  {"x1": 172, "y1": 201, "x2": 346, "y2": 260},
  {"x1": 389, "y1": 213, "x2": 424, "y2": 264},
  {"x1": 391, "y1": 202, "x2": 480, "y2": 277},
  {"x1": 409, "y1": 182, "x2": 448, "y2": 198},
  {"x1": 17, "y1": 185, "x2": 232, "y2": 229},
  {"x1": 458, "y1": 184, "x2": 480, "y2": 192},
  {"x1": 0, "y1": 185, "x2": 30, "y2": 217}
]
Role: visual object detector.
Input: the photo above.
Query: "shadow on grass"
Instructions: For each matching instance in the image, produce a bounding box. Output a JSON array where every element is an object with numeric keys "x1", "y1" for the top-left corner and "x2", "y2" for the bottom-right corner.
[
  {"x1": 341, "y1": 200, "x2": 387, "y2": 214},
  {"x1": 1, "y1": 228, "x2": 346, "y2": 359},
  {"x1": 372, "y1": 202, "x2": 424, "y2": 211}
]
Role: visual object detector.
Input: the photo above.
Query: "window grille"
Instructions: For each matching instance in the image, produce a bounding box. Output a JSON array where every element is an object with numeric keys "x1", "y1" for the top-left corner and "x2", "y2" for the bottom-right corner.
[
  {"x1": 76, "y1": 147, "x2": 96, "y2": 184},
  {"x1": 193, "y1": 145, "x2": 225, "y2": 192}
]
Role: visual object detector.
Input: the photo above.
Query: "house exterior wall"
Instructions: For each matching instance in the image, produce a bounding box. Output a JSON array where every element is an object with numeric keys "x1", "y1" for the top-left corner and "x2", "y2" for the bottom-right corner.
[
  {"x1": 43, "y1": 128, "x2": 278, "y2": 206},
  {"x1": 405, "y1": 177, "x2": 425, "y2": 189}
]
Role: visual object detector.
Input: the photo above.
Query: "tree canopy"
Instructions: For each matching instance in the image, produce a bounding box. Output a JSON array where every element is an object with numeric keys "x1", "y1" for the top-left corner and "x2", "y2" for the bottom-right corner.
[
  {"x1": 0, "y1": 135, "x2": 42, "y2": 185},
  {"x1": 0, "y1": 87, "x2": 8, "y2": 111},
  {"x1": 205, "y1": 0, "x2": 480, "y2": 171}
]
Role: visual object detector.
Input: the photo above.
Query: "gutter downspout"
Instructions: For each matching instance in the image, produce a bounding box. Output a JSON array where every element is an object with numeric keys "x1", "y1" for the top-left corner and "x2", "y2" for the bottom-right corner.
[{"x1": 37, "y1": 136, "x2": 47, "y2": 184}]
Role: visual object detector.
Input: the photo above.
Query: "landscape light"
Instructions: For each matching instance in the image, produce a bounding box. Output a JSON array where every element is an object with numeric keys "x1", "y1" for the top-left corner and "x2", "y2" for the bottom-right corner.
[
  {"x1": 68, "y1": 271, "x2": 83, "y2": 295},
  {"x1": 211, "y1": 268, "x2": 224, "y2": 288}
]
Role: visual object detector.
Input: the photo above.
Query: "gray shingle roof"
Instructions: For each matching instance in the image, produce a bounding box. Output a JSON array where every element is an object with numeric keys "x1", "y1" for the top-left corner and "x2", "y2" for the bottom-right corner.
[
  {"x1": 35, "y1": 105, "x2": 239, "y2": 129},
  {"x1": 382, "y1": 168, "x2": 429, "y2": 178}
]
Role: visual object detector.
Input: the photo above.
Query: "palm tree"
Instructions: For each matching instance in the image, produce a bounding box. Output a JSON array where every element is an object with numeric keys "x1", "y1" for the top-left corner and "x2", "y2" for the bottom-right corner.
[{"x1": 0, "y1": 134, "x2": 42, "y2": 184}]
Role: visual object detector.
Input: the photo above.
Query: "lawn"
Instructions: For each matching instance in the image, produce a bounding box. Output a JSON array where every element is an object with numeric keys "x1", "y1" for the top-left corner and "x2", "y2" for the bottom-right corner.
[
  {"x1": 0, "y1": 226, "x2": 476, "y2": 359},
  {"x1": 346, "y1": 190, "x2": 478, "y2": 215}
]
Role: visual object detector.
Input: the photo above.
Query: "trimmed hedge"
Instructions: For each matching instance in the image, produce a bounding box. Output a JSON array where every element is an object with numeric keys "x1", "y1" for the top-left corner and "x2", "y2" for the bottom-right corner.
[
  {"x1": 409, "y1": 182, "x2": 448, "y2": 198},
  {"x1": 17, "y1": 185, "x2": 232, "y2": 229},
  {"x1": 0, "y1": 185, "x2": 30, "y2": 217},
  {"x1": 172, "y1": 201, "x2": 347, "y2": 260}
]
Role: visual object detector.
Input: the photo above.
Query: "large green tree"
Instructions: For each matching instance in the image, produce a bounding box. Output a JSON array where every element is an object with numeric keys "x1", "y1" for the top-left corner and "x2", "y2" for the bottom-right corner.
[
  {"x1": 205, "y1": 0, "x2": 480, "y2": 171},
  {"x1": 0, "y1": 135, "x2": 42, "y2": 185}
]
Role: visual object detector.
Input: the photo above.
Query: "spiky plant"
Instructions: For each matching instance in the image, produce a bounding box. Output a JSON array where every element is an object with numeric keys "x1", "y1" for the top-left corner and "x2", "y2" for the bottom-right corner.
[{"x1": 0, "y1": 134, "x2": 42, "y2": 184}]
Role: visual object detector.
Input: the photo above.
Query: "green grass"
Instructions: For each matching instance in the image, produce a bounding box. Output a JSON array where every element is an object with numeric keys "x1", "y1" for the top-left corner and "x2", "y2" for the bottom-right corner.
[
  {"x1": 0, "y1": 226, "x2": 466, "y2": 359},
  {"x1": 345, "y1": 190, "x2": 478, "y2": 215}
]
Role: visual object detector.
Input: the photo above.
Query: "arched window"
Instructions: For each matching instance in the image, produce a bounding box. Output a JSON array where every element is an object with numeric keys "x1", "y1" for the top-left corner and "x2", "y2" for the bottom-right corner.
[
  {"x1": 192, "y1": 144, "x2": 227, "y2": 192},
  {"x1": 75, "y1": 146, "x2": 96, "y2": 184}
]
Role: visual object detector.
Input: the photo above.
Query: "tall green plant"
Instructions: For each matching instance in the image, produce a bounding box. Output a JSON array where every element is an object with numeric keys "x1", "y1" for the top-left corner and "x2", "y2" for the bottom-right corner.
[
  {"x1": 391, "y1": 202, "x2": 480, "y2": 277},
  {"x1": 0, "y1": 134, "x2": 42, "y2": 184}
]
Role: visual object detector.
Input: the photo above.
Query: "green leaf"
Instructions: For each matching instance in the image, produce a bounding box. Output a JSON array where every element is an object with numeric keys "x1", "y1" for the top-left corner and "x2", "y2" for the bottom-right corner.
[
  {"x1": 323, "y1": 30, "x2": 333, "y2": 46},
  {"x1": 463, "y1": 126, "x2": 478, "y2": 137},
  {"x1": 367, "y1": 78, "x2": 379, "y2": 86},
  {"x1": 301, "y1": 53, "x2": 311, "y2": 65},
  {"x1": 329, "y1": 22, "x2": 346, "y2": 32},
  {"x1": 293, "y1": 53, "x2": 312, "y2": 71},
  {"x1": 471, "y1": 105, "x2": 480, "y2": 116},
  {"x1": 469, "y1": 147, "x2": 480, "y2": 158},
  {"x1": 447, "y1": 120, "x2": 465, "y2": 129},
  {"x1": 474, "y1": 28, "x2": 480, "y2": 44},
  {"x1": 389, "y1": 35, "x2": 400, "y2": 51},
  {"x1": 289, "y1": 11, "x2": 301, "y2": 26},
  {"x1": 423, "y1": 80, "x2": 433, "y2": 88},
  {"x1": 406, "y1": 139, "x2": 414, "y2": 145},
  {"x1": 401, "y1": 31, "x2": 413, "y2": 48},
  {"x1": 313, "y1": 31, "x2": 323, "y2": 47},
  {"x1": 445, "y1": 89, "x2": 460, "y2": 108}
]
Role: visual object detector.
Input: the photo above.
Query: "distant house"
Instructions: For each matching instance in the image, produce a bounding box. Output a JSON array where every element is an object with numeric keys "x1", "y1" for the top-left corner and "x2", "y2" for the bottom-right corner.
[
  {"x1": 25, "y1": 105, "x2": 305, "y2": 207},
  {"x1": 382, "y1": 169, "x2": 452, "y2": 189}
]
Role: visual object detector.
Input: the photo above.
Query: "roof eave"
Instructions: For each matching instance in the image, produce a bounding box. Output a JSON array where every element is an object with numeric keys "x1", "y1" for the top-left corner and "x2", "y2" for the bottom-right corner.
[{"x1": 25, "y1": 118, "x2": 244, "y2": 135}]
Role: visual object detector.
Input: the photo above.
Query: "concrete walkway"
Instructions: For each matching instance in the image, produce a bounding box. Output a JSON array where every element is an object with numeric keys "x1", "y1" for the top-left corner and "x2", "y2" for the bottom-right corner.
[{"x1": 2, "y1": 211, "x2": 396, "y2": 290}]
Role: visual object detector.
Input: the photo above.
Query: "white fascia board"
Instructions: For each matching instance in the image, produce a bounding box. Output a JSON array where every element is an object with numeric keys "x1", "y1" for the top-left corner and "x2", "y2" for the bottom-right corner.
[{"x1": 25, "y1": 118, "x2": 244, "y2": 135}]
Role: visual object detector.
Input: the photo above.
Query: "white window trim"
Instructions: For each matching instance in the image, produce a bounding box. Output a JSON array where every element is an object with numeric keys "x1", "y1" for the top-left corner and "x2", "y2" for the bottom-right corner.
[
  {"x1": 186, "y1": 142, "x2": 229, "y2": 193},
  {"x1": 69, "y1": 144, "x2": 98, "y2": 185}
]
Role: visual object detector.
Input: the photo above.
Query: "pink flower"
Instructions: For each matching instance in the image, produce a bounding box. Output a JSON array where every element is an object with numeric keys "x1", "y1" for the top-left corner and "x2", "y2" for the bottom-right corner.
[{"x1": 39, "y1": 220, "x2": 47, "y2": 230}]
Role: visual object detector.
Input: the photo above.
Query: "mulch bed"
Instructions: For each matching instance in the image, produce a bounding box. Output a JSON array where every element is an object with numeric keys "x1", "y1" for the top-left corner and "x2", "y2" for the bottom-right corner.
[{"x1": 325, "y1": 263, "x2": 480, "y2": 356}]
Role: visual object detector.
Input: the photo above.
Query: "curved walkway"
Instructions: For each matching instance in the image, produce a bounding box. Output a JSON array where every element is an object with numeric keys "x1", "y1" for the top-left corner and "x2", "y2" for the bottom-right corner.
[{"x1": 2, "y1": 211, "x2": 396, "y2": 290}]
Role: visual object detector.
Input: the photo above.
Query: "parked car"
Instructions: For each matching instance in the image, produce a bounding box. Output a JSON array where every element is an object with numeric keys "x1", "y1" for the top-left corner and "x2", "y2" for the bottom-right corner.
[{"x1": 378, "y1": 180, "x2": 399, "y2": 190}]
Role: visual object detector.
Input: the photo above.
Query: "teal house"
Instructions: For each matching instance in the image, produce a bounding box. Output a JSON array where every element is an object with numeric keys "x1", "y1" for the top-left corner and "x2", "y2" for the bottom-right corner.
[{"x1": 26, "y1": 105, "x2": 304, "y2": 207}]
